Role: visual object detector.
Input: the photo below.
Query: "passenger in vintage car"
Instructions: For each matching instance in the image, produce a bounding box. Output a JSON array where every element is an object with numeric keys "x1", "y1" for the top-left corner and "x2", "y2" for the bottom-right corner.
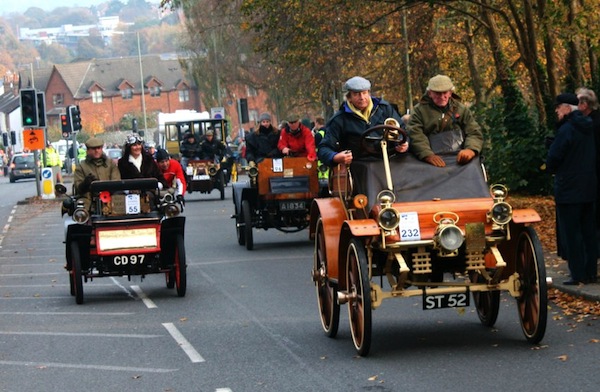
[{"x1": 278, "y1": 114, "x2": 317, "y2": 161}]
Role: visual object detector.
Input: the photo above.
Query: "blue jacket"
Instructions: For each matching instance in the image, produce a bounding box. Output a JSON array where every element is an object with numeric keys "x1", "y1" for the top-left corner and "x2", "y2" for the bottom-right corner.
[
  {"x1": 546, "y1": 110, "x2": 597, "y2": 203},
  {"x1": 317, "y1": 97, "x2": 404, "y2": 165}
]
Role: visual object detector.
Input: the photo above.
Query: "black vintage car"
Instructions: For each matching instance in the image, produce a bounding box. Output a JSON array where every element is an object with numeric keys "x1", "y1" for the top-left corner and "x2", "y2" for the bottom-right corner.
[
  {"x1": 58, "y1": 178, "x2": 186, "y2": 304},
  {"x1": 232, "y1": 157, "x2": 320, "y2": 250}
]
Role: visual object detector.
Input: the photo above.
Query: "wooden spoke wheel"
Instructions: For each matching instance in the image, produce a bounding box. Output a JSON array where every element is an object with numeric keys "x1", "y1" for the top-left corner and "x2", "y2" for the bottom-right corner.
[
  {"x1": 346, "y1": 238, "x2": 372, "y2": 356},
  {"x1": 314, "y1": 218, "x2": 339, "y2": 337},
  {"x1": 515, "y1": 227, "x2": 547, "y2": 344}
]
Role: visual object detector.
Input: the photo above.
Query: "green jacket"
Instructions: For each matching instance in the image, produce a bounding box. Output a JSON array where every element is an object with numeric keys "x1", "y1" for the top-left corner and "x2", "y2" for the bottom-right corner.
[
  {"x1": 73, "y1": 154, "x2": 121, "y2": 208},
  {"x1": 407, "y1": 94, "x2": 483, "y2": 160}
]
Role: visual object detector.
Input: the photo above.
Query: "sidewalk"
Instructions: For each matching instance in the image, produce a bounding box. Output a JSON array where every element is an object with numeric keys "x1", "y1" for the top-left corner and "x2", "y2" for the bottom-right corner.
[{"x1": 545, "y1": 252, "x2": 600, "y2": 302}]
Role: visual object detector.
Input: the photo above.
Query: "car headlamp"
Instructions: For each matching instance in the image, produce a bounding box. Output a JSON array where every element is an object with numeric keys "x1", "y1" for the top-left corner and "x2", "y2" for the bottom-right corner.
[
  {"x1": 248, "y1": 166, "x2": 259, "y2": 178},
  {"x1": 489, "y1": 201, "x2": 512, "y2": 225},
  {"x1": 436, "y1": 224, "x2": 464, "y2": 252},
  {"x1": 208, "y1": 166, "x2": 218, "y2": 176},
  {"x1": 164, "y1": 203, "x2": 180, "y2": 218},
  {"x1": 378, "y1": 207, "x2": 400, "y2": 230},
  {"x1": 72, "y1": 207, "x2": 90, "y2": 224}
]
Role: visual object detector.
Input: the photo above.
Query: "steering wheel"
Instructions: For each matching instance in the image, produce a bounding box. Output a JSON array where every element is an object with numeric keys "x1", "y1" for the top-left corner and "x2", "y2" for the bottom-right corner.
[{"x1": 361, "y1": 123, "x2": 408, "y2": 158}]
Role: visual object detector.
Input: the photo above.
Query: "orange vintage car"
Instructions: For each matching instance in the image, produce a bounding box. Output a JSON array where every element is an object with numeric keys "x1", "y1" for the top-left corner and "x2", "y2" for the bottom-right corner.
[{"x1": 309, "y1": 122, "x2": 547, "y2": 356}]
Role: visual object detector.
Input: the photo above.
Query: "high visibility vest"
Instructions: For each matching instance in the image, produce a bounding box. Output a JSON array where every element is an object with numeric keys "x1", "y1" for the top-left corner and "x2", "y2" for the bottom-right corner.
[{"x1": 315, "y1": 129, "x2": 329, "y2": 180}]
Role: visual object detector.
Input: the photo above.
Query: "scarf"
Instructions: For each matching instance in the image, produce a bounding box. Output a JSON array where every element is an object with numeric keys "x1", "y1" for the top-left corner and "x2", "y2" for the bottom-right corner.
[
  {"x1": 347, "y1": 97, "x2": 374, "y2": 122},
  {"x1": 128, "y1": 153, "x2": 142, "y2": 172}
]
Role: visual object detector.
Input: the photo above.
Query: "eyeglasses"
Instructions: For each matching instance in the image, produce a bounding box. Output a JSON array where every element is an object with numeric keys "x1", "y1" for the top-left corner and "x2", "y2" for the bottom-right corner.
[{"x1": 126, "y1": 135, "x2": 144, "y2": 145}]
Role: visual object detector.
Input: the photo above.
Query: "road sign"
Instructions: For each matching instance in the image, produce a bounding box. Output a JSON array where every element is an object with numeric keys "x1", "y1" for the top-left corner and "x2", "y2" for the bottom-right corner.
[
  {"x1": 22, "y1": 129, "x2": 45, "y2": 151},
  {"x1": 211, "y1": 107, "x2": 225, "y2": 119}
]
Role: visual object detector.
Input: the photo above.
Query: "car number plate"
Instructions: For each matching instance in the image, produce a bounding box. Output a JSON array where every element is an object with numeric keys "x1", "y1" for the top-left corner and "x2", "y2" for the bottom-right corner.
[
  {"x1": 280, "y1": 201, "x2": 305, "y2": 211},
  {"x1": 21, "y1": 169, "x2": 33, "y2": 174},
  {"x1": 193, "y1": 174, "x2": 210, "y2": 180},
  {"x1": 423, "y1": 292, "x2": 470, "y2": 310},
  {"x1": 112, "y1": 254, "x2": 146, "y2": 266}
]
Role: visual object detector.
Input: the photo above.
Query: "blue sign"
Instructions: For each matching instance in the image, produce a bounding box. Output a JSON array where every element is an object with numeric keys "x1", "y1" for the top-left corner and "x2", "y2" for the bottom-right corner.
[{"x1": 42, "y1": 168, "x2": 52, "y2": 179}]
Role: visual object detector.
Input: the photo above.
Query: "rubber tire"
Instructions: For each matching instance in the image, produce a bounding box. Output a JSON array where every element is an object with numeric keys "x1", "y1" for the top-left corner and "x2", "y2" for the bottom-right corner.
[
  {"x1": 71, "y1": 242, "x2": 84, "y2": 305},
  {"x1": 346, "y1": 238, "x2": 372, "y2": 356},
  {"x1": 515, "y1": 227, "x2": 547, "y2": 344},
  {"x1": 314, "y1": 218, "x2": 339, "y2": 337},
  {"x1": 174, "y1": 234, "x2": 187, "y2": 297},
  {"x1": 242, "y1": 199, "x2": 253, "y2": 250}
]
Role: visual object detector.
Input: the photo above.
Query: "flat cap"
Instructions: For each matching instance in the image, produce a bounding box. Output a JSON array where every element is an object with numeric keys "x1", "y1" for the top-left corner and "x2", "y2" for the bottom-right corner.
[
  {"x1": 427, "y1": 74, "x2": 455, "y2": 92},
  {"x1": 344, "y1": 76, "x2": 371, "y2": 92},
  {"x1": 85, "y1": 137, "x2": 104, "y2": 148},
  {"x1": 287, "y1": 114, "x2": 300, "y2": 122},
  {"x1": 555, "y1": 93, "x2": 579, "y2": 106},
  {"x1": 205, "y1": 129, "x2": 214, "y2": 136}
]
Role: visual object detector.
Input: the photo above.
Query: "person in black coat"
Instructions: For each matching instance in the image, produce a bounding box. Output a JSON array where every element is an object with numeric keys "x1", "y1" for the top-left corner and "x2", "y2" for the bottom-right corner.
[
  {"x1": 546, "y1": 93, "x2": 597, "y2": 285},
  {"x1": 317, "y1": 76, "x2": 407, "y2": 166},
  {"x1": 118, "y1": 134, "x2": 168, "y2": 189},
  {"x1": 245, "y1": 112, "x2": 281, "y2": 163}
]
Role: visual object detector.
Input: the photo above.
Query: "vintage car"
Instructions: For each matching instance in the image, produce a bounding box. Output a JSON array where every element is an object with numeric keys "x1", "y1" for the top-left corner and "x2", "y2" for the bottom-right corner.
[
  {"x1": 232, "y1": 157, "x2": 320, "y2": 250},
  {"x1": 185, "y1": 158, "x2": 226, "y2": 200},
  {"x1": 162, "y1": 117, "x2": 233, "y2": 188},
  {"x1": 57, "y1": 178, "x2": 186, "y2": 304},
  {"x1": 309, "y1": 123, "x2": 547, "y2": 356}
]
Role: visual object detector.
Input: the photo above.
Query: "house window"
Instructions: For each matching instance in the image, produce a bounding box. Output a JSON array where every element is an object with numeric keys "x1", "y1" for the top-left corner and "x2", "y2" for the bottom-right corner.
[
  {"x1": 52, "y1": 93, "x2": 64, "y2": 105},
  {"x1": 150, "y1": 86, "x2": 161, "y2": 97},
  {"x1": 121, "y1": 88, "x2": 133, "y2": 100},
  {"x1": 246, "y1": 86, "x2": 258, "y2": 97},
  {"x1": 179, "y1": 89, "x2": 190, "y2": 102},
  {"x1": 92, "y1": 91, "x2": 103, "y2": 103}
]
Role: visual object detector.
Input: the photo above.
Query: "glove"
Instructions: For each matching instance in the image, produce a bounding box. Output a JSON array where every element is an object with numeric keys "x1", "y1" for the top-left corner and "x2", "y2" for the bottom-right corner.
[
  {"x1": 78, "y1": 173, "x2": 97, "y2": 194},
  {"x1": 424, "y1": 154, "x2": 446, "y2": 167},
  {"x1": 176, "y1": 195, "x2": 185, "y2": 205}
]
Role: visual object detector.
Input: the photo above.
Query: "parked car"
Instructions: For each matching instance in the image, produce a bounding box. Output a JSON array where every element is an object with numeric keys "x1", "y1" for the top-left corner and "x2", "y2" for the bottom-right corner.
[{"x1": 9, "y1": 152, "x2": 37, "y2": 183}]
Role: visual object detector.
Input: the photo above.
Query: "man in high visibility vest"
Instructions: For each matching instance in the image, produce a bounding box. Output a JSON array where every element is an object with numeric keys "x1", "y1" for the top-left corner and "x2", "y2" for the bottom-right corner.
[{"x1": 45, "y1": 142, "x2": 63, "y2": 183}]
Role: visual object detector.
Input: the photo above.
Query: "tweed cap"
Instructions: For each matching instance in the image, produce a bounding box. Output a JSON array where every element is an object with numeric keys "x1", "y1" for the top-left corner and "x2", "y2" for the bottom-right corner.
[
  {"x1": 287, "y1": 114, "x2": 300, "y2": 122},
  {"x1": 344, "y1": 76, "x2": 371, "y2": 92},
  {"x1": 85, "y1": 137, "x2": 104, "y2": 148},
  {"x1": 555, "y1": 93, "x2": 579, "y2": 106},
  {"x1": 427, "y1": 74, "x2": 455, "y2": 92}
]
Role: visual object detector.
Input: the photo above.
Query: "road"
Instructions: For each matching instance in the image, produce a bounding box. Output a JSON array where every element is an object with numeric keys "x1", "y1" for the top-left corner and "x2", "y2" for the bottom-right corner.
[{"x1": 0, "y1": 176, "x2": 599, "y2": 392}]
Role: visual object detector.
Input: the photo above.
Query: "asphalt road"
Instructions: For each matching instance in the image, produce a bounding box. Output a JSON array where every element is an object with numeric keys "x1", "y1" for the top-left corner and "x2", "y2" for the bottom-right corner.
[{"x1": 0, "y1": 176, "x2": 599, "y2": 392}]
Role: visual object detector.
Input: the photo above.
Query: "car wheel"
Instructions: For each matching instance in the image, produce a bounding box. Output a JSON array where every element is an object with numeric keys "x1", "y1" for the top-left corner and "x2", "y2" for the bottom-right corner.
[
  {"x1": 314, "y1": 218, "x2": 339, "y2": 337},
  {"x1": 174, "y1": 234, "x2": 187, "y2": 297},
  {"x1": 70, "y1": 242, "x2": 84, "y2": 305},
  {"x1": 346, "y1": 238, "x2": 372, "y2": 356},
  {"x1": 515, "y1": 226, "x2": 547, "y2": 344},
  {"x1": 242, "y1": 199, "x2": 253, "y2": 250}
]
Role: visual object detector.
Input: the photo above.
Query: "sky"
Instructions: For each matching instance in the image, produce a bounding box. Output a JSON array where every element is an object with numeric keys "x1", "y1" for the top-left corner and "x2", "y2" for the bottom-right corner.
[{"x1": 2, "y1": 1, "x2": 102, "y2": 15}]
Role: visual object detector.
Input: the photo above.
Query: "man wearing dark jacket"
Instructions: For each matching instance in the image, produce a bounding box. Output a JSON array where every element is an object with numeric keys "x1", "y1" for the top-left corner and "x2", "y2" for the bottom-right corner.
[
  {"x1": 245, "y1": 112, "x2": 281, "y2": 163},
  {"x1": 546, "y1": 93, "x2": 597, "y2": 285},
  {"x1": 317, "y1": 76, "x2": 407, "y2": 166}
]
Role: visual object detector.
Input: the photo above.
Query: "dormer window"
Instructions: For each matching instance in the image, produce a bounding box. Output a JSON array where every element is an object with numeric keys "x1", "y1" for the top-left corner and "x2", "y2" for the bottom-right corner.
[{"x1": 121, "y1": 88, "x2": 133, "y2": 100}]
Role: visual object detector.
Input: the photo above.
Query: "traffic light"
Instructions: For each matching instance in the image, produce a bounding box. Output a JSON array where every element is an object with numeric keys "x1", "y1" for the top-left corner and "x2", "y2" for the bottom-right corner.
[
  {"x1": 61, "y1": 113, "x2": 71, "y2": 138},
  {"x1": 68, "y1": 105, "x2": 82, "y2": 132},
  {"x1": 2, "y1": 133, "x2": 7, "y2": 146},
  {"x1": 132, "y1": 118, "x2": 138, "y2": 132},
  {"x1": 37, "y1": 92, "x2": 46, "y2": 127},
  {"x1": 20, "y1": 88, "x2": 38, "y2": 127},
  {"x1": 10, "y1": 131, "x2": 16, "y2": 145}
]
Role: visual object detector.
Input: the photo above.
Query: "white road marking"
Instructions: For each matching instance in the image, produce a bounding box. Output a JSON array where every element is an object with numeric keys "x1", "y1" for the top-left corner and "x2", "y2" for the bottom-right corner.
[
  {"x1": 0, "y1": 360, "x2": 176, "y2": 373},
  {"x1": 215, "y1": 389, "x2": 233, "y2": 392},
  {"x1": 109, "y1": 277, "x2": 136, "y2": 299},
  {"x1": 131, "y1": 285, "x2": 157, "y2": 308},
  {"x1": 162, "y1": 322, "x2": 205, "y2": 363}
]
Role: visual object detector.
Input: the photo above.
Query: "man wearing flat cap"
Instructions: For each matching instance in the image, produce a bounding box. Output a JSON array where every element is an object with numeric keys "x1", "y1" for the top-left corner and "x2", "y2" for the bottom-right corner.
[
  {"x1": 546, "y1": 92, "x2": 597, "y2": 285},
  {"x1": 407, "y1": 74, "x2": 483, "y2": 167},
  {"x1": 200, "y1": 127, "x2": 227, "y2": 162},
  {"x1": 73, "y1": 137, "x2": 121, "y2": 210},
  {"x1": 278, "y1": 114, "x2": 317, "y2": 161},
  {"x1": 317, "y1": 76, "x2": 408, "y2": 166}
]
